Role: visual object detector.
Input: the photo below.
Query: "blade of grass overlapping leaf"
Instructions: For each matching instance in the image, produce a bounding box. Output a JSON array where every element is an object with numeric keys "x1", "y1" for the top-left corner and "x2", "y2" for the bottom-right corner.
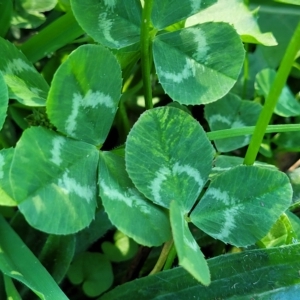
[
  {"x1": 205, "y1": 93, "x2": 262, "y2": 152},
  {"x1": 99, "y1": 243, "x2": 300, "y2": 299},
  {"x1": 0, "y1": 215, "x2": 68, "y2": 300}
]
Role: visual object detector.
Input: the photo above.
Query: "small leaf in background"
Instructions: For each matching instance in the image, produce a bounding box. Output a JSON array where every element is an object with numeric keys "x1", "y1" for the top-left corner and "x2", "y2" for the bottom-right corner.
[
  {"x1": 259, "y1": 213, "x2": 297, "y2": 247},
  {"x1": 100, "y1": 243, "x2": 300, "y2": 299},
  {"x1": 99, "y1": 151, "x2": 171, "y2": 247},
  {"x1": 190, "y1": 165, "x2": 292, "y2": 247},
  {"x1": 71, "y1": 0, "x2": 142, "y2": 49},
  {"x1": 10, "y1": 127, "x2": 99, "y2": 234},
  {"x1": 273, "y1": 131, "x2": 300, "y2": 152},
  {"x1": 47, "y1": 44, "x2": 122, "y2": 146},
  {"x1": 67, "y1": 252, "x2": 113, "y2": 298},
  {"x1": 185, "y1": 0, "x2": 277, "y2": 46},
  {"x1": 0, "y1": 215, "x2": 68, "y2": 300},
  {"x1": 151, "y1": 0, "x2": 216, "y2": 30},
  {"x1": 205, "y1": 93, "x2": 262, "y2": 152},
  {"x1": 170, "y1": 201, "x2": 210, "y2": 285},
  {"x1": 153, "y1": 22, "x2": 245, "y2": 105},
  {"x1": 101, "y1": 230, "x2": 138, "y2": 262},
  {"x1": 125, "y1": 107, "x2": 215, "y2": 212},
  {"x1": 255, "y1": 68, "x2": 300, "y2": 117},
  {"x1": 0, "y1": 37, "x2": 49, "y2": 106},
  {"x1": 0, "y1": 148, "x2": 17, "y2": 206},
  {"x1": 0, "y1": 71, "x2": 8, "y2": 131},
  {"x1": 11, "y1": 0, "x2": 57, "y2": 29},
  {"x1": 38, "y1": 235, "x2": 76, "y2": 284}
]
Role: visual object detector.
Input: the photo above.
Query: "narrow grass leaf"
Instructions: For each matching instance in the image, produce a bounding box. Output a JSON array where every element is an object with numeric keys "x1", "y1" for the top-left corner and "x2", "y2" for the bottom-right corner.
[
  {"x1": 99, "y1": 151, "x2": 171, "y2": 247},
  {"x1": 10, "y1": 127, "x2": 98, "y2": 234},
  {"x1": 71, "y1": 0, "x2": 142, "y2": 49},
  {"x1": 100, "y1": 244, "x2": 300, "y2": 299},
  {"x1": 153, "y1": 22, "x2": 245, "y2": 105},
  {"x1": 170, "y1": 201, "x2": 210, "y2": 285},
  {"x1": 191, "y1": 165, "x2": 292, "y2": 246},
  {"x1": 47, "y1": 44, "x2": 122, "y2": 146},
  {"x1": 186, "y1": 0, "x2": 277, "y2": 46},
  {"x1": 205, "y1": 93, "x2": 262, "y2": 152},
  {"x1": 0, "y1": 215, "x2": 68, "y2": 300},
  {"x1": 151, "y1": 0, "x2": 216, "y2": 30},
  {"x1": 125, "y1": 107, "x2": 215, "y2": 212},
  {"x1": 0, "y1": 37, "x2": 49, "y2": 106}
]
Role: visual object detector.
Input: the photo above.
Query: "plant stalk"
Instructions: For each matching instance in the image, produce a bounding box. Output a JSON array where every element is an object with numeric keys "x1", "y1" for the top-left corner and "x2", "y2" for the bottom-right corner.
[
  {"x1": 244, "y1": 21, "x2": 300, "y2": 165},
  {"x1": 149, "y1": 239, "x2": 173, "y2": 275},
  {"x1": 206, "y1": 124, "x2": 300, "y2": 141},
  {"x1": 140, "y1": 0, "x2": 154, "y2": 110}
]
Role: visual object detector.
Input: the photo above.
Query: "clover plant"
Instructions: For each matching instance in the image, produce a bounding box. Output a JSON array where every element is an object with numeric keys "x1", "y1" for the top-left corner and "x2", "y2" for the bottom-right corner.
[{"x1": 0, "y1": 0, "x2": 300, "y2": 299}]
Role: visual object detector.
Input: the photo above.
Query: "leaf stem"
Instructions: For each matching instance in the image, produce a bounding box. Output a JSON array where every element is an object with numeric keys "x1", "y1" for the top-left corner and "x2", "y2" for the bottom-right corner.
[
  {"x1": 149, "y1": 239, "x2": 173, "y2": 275},
  {"x1": 163, "y1": 243, "x2": 177, "y2": 270},
  {"x1": 140, "y1": 0, "x2": 153, "y2": 110},
  {"x1": 243, "y1": 21, "x2": 300, "y2": 165},
  {"x1": 206, "y1": 124, "x2": 300, "y2": 141}
]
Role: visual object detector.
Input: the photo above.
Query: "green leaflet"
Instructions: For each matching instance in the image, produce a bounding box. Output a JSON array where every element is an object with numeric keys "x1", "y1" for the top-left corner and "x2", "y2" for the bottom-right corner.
[
  {"x1": 205, "y1": 93, "x2": 262, "y2": 152},
  {"x1": 0, "y1": 37, "x2": 49, "y2": 106},
  {"x1": 0, "y1": 215, "x2": 68, "y2": 300},
  {"x1": 190, "y1": 165, "x2": 292, "y2": 247},
  {"x1": 71, "y1": 0, "x2": 142, "y2": 49},
  {"x1": 186, "y1": 0, "x2": 277, "y2": 46},
  {"x1": 0, "y1": 148, "x2": 17, "y2": 206},
  {"x1": 47, "y1": 44, "x2": 122, "y2": 146},
  {"x1": 100, "y1": 243, "x2": 300, "y2": 299},
  {"x1": 255, "y1": 68, "x2": 300, "y2": 117},
  {"x1": 0, "y1": 71, "x2": 8, "y2": 131},
  {"x1": 10, "y1": 127, "x2": 99, "y2": 234},
  {"x1": 99, "y1": 151, "x2": 171, "y2": 247},
  {"x1": 67, "y1": 252, "x2": 113, "y2": 297},
  {"x1": 153, "y1": 22, "x2": 245, "y2": 105},
  {"x1": 125, "y1": 107, "x2": 215, "y2": 212},
  {"x1": 170, "y1": 201, "x2": 210, "y2": 285},
  {"x1": 151, "y1": 0, "x2": 216, "y2": 30}
]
